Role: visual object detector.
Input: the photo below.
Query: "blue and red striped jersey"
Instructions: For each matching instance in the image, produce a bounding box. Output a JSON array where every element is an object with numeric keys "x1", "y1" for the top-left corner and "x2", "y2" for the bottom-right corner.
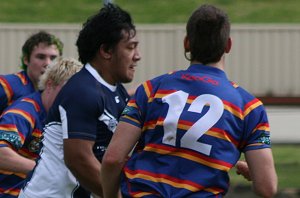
[
  {"x1": 0, "y1": 71, "x2": 35, "y2": 114},
  {"x1": 120, "y1": 64, "x2": 271, "y2": 197},
  {"x1": 0, "y1": 92, "x2": 46, "y2": 198}
]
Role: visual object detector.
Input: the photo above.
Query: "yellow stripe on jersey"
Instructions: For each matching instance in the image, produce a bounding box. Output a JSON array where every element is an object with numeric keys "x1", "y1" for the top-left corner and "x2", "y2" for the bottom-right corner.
[
  {"x1": 144, "y1": 144, "x2": 232, "y2": 172},
  {"x1": 15, "y1": 72, "x2": 28, "y2": 85},
  {"x1": 0, "y1": 77, "x2": 13, "y2": 105},
  {"x1": 21, "y1": 98, "x2": 40, "y2": 112},
  {"x1": 125, "y1": 168, "x2": 223, "y2": 195},
  {"x1": 244, "y1": 99, "x2": 263, "y2": 117},
  {"x1": 3, "y1": 109, "x2": 35, "y2": 128}
]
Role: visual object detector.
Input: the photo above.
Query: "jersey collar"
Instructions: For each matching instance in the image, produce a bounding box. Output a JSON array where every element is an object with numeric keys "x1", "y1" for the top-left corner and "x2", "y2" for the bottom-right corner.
[{"x1": 85, "y1": 63, "x2": 117, "y2": 92}]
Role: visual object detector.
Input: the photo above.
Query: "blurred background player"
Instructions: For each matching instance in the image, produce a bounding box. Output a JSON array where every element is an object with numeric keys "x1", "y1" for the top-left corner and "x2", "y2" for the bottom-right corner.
[
  {"x1": 0, "y1": 58, "x2": 82, "y2": 198},
  {"x1": 18, "y1": 3, "x2": 140, "y2": 198},
  {"x1": 101, "y1": 4, "x2": 277, "y2": 198},
  {"x1": 0, "y1": 31, "x2": 63, "y2": 113}
]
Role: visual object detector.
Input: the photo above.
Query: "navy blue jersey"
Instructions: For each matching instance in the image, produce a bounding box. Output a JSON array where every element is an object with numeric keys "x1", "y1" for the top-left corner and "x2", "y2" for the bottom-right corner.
[
  {"x1": 20, "y1": 64, "x2": 129, "y2": 198},
  {"x1": 48, "y1": 64, "x2": 129, "y2": 160},
  {"x1": 120, "y1": 64, "x2": 271, "y2": 197}
]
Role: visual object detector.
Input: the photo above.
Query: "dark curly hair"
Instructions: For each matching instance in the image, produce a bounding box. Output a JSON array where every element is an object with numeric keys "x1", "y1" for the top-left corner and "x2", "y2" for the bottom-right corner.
[
  {"x1": 186, "y1": 4, "x2": 230, "y2": 64},
  {"x1": 21, "y1": 31, "x2": 63, "y2": 70},
  {"x1": 76, "y1": 3, "x2": 136, "y2": 64}
]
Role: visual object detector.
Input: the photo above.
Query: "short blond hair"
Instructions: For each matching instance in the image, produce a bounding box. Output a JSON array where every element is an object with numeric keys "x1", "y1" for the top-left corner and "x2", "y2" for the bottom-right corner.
[{"x1": 38, "y1": 57, "x2": 83, "y2": 91}]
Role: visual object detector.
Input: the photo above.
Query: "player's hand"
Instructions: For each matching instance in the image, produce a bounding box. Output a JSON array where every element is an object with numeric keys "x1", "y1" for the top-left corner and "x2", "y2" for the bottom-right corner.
[{"x1": 235, "y1": 160, "x2": 252, "y2": 181}]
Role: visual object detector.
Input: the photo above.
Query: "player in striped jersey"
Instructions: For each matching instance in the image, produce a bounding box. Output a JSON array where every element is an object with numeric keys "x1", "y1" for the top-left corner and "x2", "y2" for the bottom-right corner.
[
  {"x1": 0, "y1": 31, "x2": 63, "y2": 114},
  {"x1": 101, "y1": 4, "x2": 278, "y2": 198},
  {"x1": 0, "y1": 58, "x2": 82, "y2": 198}
]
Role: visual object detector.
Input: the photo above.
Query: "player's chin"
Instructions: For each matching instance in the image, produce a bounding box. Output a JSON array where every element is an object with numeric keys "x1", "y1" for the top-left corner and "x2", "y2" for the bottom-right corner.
[
  {"x1": 122, "y1": 74, "x2": 134, "y2": 84},
  {"x1": 124, "y1": 69, "x2": 135, "y2": 82}
]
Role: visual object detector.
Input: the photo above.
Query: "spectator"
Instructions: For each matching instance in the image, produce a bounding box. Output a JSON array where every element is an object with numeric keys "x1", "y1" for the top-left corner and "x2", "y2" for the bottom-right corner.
[
  {"x1": 101, "y1": 4, "x2": 278, "y2": 198},
  {"x1": 19, "y1": 3, "x2": 140, "y2": 198},
  {"x1": 0, "y1": 31, "x2": 63, "y2": 113},
  {"x1": 0, "y1": 58, "x2": 82, "y2": 198}
]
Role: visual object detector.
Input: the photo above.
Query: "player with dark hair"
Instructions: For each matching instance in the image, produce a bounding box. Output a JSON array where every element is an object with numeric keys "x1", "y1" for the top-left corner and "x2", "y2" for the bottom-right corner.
[
  {"x1": 0, "y1": 31, "x2": 63, "y2": 113},
  {"x1": 19, "y1": 3, "x2": 140, "y2": 198},
  {"x1": 101, "y1": 4, "x2": 277, "y2": 198}
]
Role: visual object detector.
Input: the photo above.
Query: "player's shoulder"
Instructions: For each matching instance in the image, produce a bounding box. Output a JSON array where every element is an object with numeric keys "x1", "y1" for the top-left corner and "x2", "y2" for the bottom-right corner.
[
  {"x1": 62, "y1": 69, "x2": 97, "y2": 94},
  {"x1": 56, "y1": 69, "x2": 103, "y2": 106},
  {"x1": 7, "y1": 92, "x2": 42, "y2": 113},
  {"x1": 229, "y1": 81, "x2": 263, "y2": 106}
]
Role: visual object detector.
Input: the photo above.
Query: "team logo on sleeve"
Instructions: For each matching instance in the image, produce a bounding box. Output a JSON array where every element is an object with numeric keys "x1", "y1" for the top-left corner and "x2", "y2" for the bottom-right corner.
[
  {"x1": 99, "y1": 109, "x2": 118, "y2": 132},
  {"x1": 122, "y1": 106, "x2": 135, "y2": 116},
  {"x1": 258, "y1": 133, "x2": 271, "y2": 145}
]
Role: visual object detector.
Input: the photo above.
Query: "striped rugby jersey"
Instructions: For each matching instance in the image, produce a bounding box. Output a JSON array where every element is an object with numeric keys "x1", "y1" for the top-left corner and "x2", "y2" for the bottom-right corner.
[
  {"x1": 0, "y1": 71, "x2": 35, "y2": 114},
  {"x1": 120, "y1": 64, "x2": 271, "y2": 198},
  {"x1": 0, "y1": 92, "x2": 46, "y2": 198}
]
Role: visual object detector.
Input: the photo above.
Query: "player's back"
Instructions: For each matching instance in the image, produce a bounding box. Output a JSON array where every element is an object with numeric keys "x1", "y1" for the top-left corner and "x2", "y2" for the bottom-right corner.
[{"x1": 121, "y1": 64, "x2": 270, "y2": 197}]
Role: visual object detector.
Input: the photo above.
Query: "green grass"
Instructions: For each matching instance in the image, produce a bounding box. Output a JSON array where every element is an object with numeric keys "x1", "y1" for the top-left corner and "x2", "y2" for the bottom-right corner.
[
  {"x1": 229, "y1": 144, "x2": 300, "y2": 190},
  {"x1": 1, "y1": 0, "x2": 300, "y2": 23}
]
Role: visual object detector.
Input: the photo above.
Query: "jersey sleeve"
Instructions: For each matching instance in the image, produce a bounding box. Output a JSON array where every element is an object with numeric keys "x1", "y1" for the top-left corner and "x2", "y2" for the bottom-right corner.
[
  {"x1": 241, "y1": 98, "x2": 271, "y2": 152},
  {"x1": 120, "y1": 80, "x2": 152, "y2": 128},
  {"x1": 59, "y1": 87, "x2": 103, "y2": 141},
  {"x1": 0, "y1": 107, "x2": 34, "y2": 150}
]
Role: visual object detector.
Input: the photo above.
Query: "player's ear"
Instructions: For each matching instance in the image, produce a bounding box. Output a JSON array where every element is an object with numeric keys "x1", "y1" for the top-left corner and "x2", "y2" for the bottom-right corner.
[
  {"x1": 99, "y1": 44, "x2": 112, "y2": 60},
  {"x1": 23, "y1": 56, "x2": 29, "y2": 66},
  {"x1": 224, "y1": 37, "x2": 232, "y2": 53},
  {"x1": 184, "y1": 36, "x2": 190, "y2": 52}
]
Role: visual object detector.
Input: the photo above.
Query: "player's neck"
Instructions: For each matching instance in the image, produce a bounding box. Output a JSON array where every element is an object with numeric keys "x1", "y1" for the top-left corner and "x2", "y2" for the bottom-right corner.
[{"x1": 191, "y1": 58, "x2": 225, "y2": 71}]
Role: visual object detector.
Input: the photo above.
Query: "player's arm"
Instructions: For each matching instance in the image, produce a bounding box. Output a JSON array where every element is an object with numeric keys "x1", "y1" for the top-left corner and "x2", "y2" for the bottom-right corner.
[
  {"x1": 244, "y1": 148, "x2": 277, "y2": 197},
  {"x1": 235, "y1": 160, "x2": 251, "y2": 181},
  {"x1": 64, "y1": 138, "x2": 103, "y2": 197},
  {"x1": 101, "y1": 121, "x2": 142, "y2": 198},
  {"x1": 0, "y1": 146, "x2": 35, "y2": 173},
  {"x1": 0, "y1": 106, "x2": 36, "y2": 174}
]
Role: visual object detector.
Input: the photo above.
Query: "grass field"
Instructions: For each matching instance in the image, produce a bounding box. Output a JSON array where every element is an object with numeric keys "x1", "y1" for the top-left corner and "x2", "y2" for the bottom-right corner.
[
  {"x1": 229, "y1": 144, "x2": 300, "y2": 190},
  {"x1": 1, "y1": 0, "x2": 300, "y2": 23}
]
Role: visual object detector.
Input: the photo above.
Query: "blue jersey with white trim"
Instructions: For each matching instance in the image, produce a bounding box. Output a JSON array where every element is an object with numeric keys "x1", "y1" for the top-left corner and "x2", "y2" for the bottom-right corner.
[
  {"x1": 20, "y1": 65, "x2": 129, "y2": 198},
  {"x1": 120, "y1": 64, "x2": 271, "y2": 197}
]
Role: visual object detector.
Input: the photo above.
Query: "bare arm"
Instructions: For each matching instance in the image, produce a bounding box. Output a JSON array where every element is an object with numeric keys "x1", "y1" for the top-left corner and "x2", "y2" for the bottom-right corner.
[
  {"x1": 0, "y1": 146, "x2": 35, "y2": 173},
  {"x1": 245, "y1": 148, "x2": 277, "y2": 197},
  {"x1": 101, "y1": 122, "x2": 141, "y2": 198},
  {"x1": 64, "y1": 139, "x2": 103, "y2": 197},
  {"x1": 235, "y1": 160, "x2": 251, "y2": 181}
]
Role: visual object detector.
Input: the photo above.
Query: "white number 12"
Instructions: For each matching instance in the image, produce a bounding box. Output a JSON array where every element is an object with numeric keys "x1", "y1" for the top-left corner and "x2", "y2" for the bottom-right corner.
[{"x1": 162, "y1": 91, "x2": 224, "y2": 155}]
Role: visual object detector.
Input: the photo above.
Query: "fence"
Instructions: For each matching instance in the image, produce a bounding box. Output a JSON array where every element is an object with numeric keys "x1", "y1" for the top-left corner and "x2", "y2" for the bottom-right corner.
[
  {"x1": 0, "y1": 23, "x2": 299, "y2": 143},
  {"x1": 1, "y1": 23, "x2": 300, "y2": 97}
]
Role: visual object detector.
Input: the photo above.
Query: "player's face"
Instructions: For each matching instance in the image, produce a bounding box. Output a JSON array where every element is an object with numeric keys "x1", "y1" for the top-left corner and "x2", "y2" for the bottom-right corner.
[
  {"x1": 110, "y1": 30, "x2": 141, "y2": 84},
  {"x1": 25, "y1": 43, "x2": 60, "y2": 87}
]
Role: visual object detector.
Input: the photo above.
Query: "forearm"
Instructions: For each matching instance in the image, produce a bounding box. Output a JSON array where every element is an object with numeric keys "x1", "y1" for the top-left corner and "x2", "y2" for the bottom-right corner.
[
  {"x1": 66, "y1": 155, "x2": 103, "y2": 197},
  {"x1": 0, "y1": 147, "x2": 35, "y2": 173},
  {"x1": 246, "y1": 149, "x2": 278, "y2": 197},
  {"x1": 64, "y1": 139, "x2": 105, "y2": 197},
  {"x1": 101, "y1": 161, "x2": 123, "y2": 198}
]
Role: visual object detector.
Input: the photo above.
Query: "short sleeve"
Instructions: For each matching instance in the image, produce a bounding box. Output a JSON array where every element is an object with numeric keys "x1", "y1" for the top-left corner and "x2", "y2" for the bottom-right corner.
[
  {"x1": 59, "y1": 87, "x2": 103, "y2": 140},
  {"x1": 0, "y1": 109, "x2": 33, "y2": 150}
]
